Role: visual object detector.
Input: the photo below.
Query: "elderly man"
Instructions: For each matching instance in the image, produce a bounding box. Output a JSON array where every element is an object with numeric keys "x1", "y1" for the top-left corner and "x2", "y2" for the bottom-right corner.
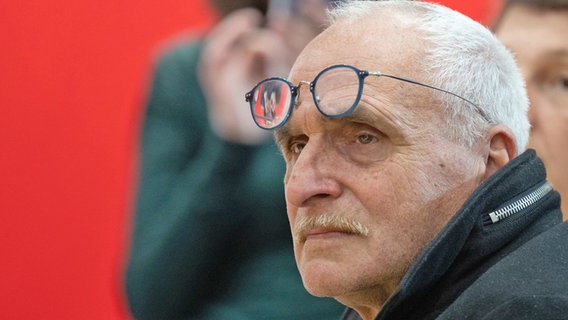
[{"x1": 245, "y1": 1, "x2": 568, "y2": 319}]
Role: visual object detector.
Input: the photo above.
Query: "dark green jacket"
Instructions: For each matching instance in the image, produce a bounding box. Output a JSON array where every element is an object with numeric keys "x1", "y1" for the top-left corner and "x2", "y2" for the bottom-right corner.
[{"x1": 125, "y1": 40, "x2": 344, "y2": 320}]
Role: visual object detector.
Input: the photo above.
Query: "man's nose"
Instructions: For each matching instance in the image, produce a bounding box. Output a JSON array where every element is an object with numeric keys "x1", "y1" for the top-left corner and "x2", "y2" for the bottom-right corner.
[{"x1": 285, "y1": 138, "x2": 342, "y2": 208}]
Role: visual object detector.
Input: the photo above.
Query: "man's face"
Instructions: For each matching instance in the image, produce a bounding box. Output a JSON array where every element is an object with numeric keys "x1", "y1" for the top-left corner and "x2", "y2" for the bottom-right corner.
[
  {"x1": 495, "y1": 5, "x2": 568, "y2": 215},
  {"x1": 276, "y1": 17, "x2": 486, "y2": 307}
]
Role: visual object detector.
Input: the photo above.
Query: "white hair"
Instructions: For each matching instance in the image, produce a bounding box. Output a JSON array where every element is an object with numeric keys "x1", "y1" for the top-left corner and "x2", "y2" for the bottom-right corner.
[{"x1": 327, "y1": 0, "x2": 530, "y2": 153}]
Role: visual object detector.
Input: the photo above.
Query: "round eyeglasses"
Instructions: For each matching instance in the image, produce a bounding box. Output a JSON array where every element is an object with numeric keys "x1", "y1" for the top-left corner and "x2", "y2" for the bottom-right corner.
[{"x1": 245, "y1": 64, "x2": 485, "y2": 130}]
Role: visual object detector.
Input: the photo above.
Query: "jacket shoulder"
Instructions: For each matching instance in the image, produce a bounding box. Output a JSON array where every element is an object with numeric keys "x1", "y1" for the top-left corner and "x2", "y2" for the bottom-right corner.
[{"x1": 440, "y1": 222, "x2": 568, "y2": 319}]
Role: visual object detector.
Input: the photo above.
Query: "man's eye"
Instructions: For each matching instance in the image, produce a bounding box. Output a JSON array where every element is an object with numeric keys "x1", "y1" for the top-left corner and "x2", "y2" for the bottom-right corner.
[
  {"x1": 539, "y1": 70, "x2": 568, "y2": 92},
  {"x1": 290, "y1": 142, "x2": 306, "y2": 154},
  {"x1": 555, "y1": 76, "x2": 568, "y2": 91},
  {"x1": 357, "y1": 133, "x2": 377, "y2": 144}
]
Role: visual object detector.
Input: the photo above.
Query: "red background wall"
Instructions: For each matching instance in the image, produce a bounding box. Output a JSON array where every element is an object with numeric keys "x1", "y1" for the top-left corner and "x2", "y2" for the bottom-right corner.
[{"x1": 0, "y1": 1, "x2": 498, "y2": 319}]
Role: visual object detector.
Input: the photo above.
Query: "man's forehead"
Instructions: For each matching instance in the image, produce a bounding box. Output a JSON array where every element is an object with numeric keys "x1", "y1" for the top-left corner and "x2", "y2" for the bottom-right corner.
[{"x1": 289, "y1": 19, "x2": 426, "y2": 83}]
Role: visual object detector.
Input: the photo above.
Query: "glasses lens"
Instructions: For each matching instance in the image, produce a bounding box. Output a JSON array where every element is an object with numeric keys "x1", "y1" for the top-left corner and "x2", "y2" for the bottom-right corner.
[
  {"x1": 250, "y1": 79, "x2": 292, "y2": 129},
  {"x1": 313, "y1": 66, "x2": 361, "y2": 116}
]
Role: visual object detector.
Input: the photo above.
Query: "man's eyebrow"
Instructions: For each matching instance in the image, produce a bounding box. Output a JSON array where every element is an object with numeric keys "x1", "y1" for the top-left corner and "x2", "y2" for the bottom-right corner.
[
  {"x1": 341, "y1": 102, "x2": 401, "y2": 130},
  {"x1": 551, "y1": 49, "x2": 568, "y2": 57},
  {"x1": 541, "y1": 49, "x2": 568, "y2": 61},
  {"x1": 343, "y1": 105, "x2": 380, "y2": 124},
  {"x1": 274, "y1": 102, "x2": 401, "y2": 144}
]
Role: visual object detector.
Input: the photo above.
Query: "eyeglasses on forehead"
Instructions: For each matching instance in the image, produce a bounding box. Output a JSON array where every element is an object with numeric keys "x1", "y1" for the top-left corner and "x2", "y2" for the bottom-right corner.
[{"x1": 245, "y1": 64, "x2": 486, "y2": 130}]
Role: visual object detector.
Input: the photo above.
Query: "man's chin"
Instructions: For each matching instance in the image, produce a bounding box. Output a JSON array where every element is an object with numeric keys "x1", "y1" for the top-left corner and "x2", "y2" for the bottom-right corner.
[{"x1": 299, "y1": 259, "x2": 347, "y2": 298}]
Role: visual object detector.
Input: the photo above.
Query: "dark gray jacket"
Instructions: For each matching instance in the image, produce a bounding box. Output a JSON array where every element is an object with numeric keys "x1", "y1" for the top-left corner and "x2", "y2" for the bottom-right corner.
[{"x1": 342, "y1": 150, "x2": 568, "y2": 320}]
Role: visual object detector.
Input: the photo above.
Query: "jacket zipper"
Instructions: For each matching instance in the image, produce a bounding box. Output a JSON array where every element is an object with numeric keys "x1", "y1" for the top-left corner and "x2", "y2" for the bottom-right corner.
[{"x1": 486, "y1": 181, "x2": 553, "y2": 224}]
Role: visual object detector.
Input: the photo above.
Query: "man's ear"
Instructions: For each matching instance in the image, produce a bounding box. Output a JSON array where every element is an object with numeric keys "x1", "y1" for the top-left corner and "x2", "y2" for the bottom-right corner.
[{"x1": 484, "y1": 124, "x2": 517, "y2": 180}]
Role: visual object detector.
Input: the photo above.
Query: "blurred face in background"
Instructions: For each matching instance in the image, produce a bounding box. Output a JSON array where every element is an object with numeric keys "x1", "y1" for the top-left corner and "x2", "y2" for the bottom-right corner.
[
  {"x1": 200, "y1": 0, "x2": 333, "y2": 143},
  {"x1": 209, "y1": 0, "x2": 269, "y2": 17},
  {"x1": 265, "y1": 0, "x2": 331, "y2": 76},
  {"x1": 495, "y1": 4, "x2": 568, "y2": 218},
  {"x1": 208, "y1": 0, "x2": 330, "y2": 63}
]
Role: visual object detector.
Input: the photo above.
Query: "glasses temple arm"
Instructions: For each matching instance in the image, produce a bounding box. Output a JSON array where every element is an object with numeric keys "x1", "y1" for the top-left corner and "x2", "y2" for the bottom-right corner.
[{"x1": 368, "y1": 71, "x2": 490, "y2": 122}]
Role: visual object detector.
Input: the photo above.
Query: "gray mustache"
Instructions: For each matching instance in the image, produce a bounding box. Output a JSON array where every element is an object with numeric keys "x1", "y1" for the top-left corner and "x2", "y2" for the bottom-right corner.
[{"x1": 294, "y1": 214, "x2": 370, "y2": 242}]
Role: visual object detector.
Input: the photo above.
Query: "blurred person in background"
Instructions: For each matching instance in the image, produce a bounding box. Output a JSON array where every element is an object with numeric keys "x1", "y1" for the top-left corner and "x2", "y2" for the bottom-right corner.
[
  {"x1": 493, "y1": 0, "x2": 568, "y2": 219},
  {"x1": 125, "y1": 0, "x2": 345, "y2": 319}
]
